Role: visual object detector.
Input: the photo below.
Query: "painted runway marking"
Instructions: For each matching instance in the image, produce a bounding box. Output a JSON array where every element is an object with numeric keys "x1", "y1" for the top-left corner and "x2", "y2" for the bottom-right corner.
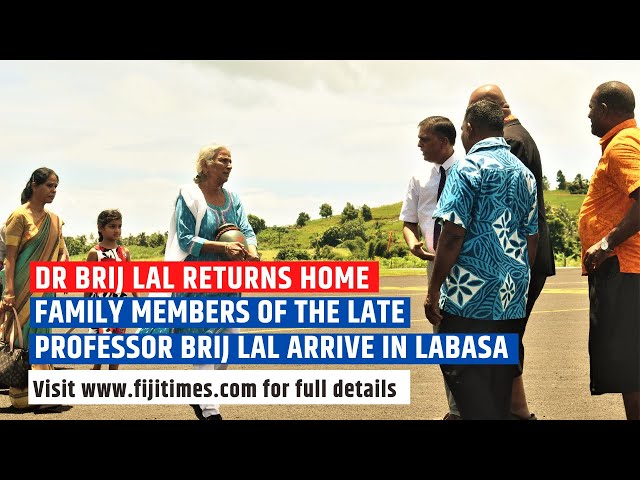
[
  {"x1": 379, "y1": 287, "x2": 587, "y2": 294},
  {"x1": 532, "y1": 307, "x2": 589, "y2": 314},
  {"x1": 540, "y1": 289, "x2": 586, "y2": 294}
]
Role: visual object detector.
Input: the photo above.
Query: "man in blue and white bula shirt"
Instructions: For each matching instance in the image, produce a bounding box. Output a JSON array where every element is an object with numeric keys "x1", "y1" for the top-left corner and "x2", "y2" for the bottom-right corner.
[{"x1": 424, "y1": 99, "x2": 539, "y2": 420}]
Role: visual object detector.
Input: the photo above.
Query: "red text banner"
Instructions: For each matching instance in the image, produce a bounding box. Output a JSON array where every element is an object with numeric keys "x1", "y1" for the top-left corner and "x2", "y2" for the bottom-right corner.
[{"x1": 30, "y1": 261, "x2": 379, "y2": 294}]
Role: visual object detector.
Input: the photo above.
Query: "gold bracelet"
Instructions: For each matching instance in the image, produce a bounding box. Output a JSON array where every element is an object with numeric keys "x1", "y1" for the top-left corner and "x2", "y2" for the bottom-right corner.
[{"x1": 3, "y1": 294, "x2": 14, "y2": 299}]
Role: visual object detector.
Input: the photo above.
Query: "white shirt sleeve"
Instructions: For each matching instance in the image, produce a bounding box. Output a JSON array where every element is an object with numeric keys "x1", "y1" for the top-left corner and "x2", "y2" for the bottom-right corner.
[{"x1": 399, "y1": 177, "x2": 419, "y2": 223}]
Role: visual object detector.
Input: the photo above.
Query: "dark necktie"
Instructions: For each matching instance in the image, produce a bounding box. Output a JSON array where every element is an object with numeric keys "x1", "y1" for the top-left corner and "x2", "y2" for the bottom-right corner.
[{"x1": 433, "y1": 166, "x2": 446, "y2": 250}]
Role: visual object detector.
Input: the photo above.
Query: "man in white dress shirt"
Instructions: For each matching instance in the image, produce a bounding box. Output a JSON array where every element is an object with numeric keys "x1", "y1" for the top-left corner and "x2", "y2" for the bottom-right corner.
[{"x1": 399, "y1": 115, "x2": 462, "y2": 419}]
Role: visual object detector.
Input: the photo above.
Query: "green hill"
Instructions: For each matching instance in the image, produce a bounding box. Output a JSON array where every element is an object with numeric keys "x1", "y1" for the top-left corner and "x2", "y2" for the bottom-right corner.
[
  {"x1": 257, "y1": 190, "x2": 585, "y2": 254},
  {"x1": 257, "y1": 202, "x2": 404, "y2": 253},
  {"x1": 68, "y1": 190, "x2": 585, "y2": 263}
]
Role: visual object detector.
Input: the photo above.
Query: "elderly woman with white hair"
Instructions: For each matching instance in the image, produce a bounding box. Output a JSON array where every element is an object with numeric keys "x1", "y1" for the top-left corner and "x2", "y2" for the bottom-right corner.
[{"x1": 140, "y1": 143, "x2": 259, "y2": 420}]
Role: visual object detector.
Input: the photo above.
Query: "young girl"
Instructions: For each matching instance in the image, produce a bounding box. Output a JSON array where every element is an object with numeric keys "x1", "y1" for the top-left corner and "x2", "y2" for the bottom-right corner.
[{"x1": 84, "y1": 209, "x2": 138, "y2": 370}]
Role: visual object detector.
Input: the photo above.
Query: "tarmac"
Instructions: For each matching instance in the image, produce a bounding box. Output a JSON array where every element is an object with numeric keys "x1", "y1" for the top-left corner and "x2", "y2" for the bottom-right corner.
[{"x1": 0, "y1": 267, "x2": 629, "y2": 420}]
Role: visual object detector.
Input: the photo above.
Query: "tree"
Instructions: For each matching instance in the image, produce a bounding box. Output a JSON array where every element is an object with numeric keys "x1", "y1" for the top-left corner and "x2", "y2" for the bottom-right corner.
[
  {"x1": 341, "y1": 237, "x2": 367, "y2": 259},
  {"x1": 64, "y1": 236, "x2": 86, "y2": 256},
  {"x1": 136, "y1": 232, "x2": 148, "y2": 247},
  {"x1": 556, "y1": 170, "x2": 567, "y2": 190},
  {"x1": 340, "y1": 202, "x2": 359, "y2": 223},
  {"x1": 367, "y1": 241, "x2": 376, "y2": 259},
  {"x1": 339, "y1": 218, "x2": 367, "y2": 242},
  {"x1": 568, "y1": 173, "x2": 589, "y2": 194},
  {"x1": 319, "y1": 203, "x2": 333, "y2": 218},
  {"x1": 542, "y1": 175, "x2": 550, "y2": 191},
  {"x1": 374, "y1": 239, "x2": 390, "y2": 258},
  {"x1": 275, "y1": 246, "x2": 311, "y2": 260},
  {"x1": 121, "y1": 234, "x2": 135, "y2": 246},
  {"x1": 248, "y1": 214, "x2": 266, "y2": 235},
  {"x1": 361, "y1": 204, "x2": 372, "y2": 221},
  {"x1": 373, "y1": 221, "x2": 383, "y2": 239},
  {"x1": 546, "y1": 203, "x2": 580, "y2": 266},
  {"x1": 296, "y1": 212, "x2": 310, "y2": 227},
  {"x1": 275, "y1": 226, "x2": 287, "y2": 247},
  {"x1": 313, "y1": 245, "x2": 338, "y2": 260},
  {"x1": 318, "y1": 225, "x2": 342, "y2": 247},
  {"x1": 148, "y1": 232, "x2": 166, "y2": 248}
]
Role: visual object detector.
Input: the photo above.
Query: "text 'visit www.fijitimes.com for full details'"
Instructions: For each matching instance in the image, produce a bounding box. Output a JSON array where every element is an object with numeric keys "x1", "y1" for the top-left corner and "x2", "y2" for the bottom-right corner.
[{"x1": 28, "y1": 370, "x2": 410, "y2": 404}]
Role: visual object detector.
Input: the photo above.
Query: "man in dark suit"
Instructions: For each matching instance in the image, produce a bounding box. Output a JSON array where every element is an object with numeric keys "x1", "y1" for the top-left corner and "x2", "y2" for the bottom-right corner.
[{"x1": 467, "y1": 85, "x2": 555, "y2": 420}]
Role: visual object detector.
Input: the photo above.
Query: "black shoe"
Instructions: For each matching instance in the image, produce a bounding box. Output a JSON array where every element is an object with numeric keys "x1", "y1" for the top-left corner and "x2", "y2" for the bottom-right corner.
[
  {"x1": 510, "y1": 412, "x2": 537, "y2": 420},
  {"x1": 190, "y1": 404, "x2": 223, "y2": 420},
  {"x1": 442, "y1": 413, "x2": 463, "y2": 420}
]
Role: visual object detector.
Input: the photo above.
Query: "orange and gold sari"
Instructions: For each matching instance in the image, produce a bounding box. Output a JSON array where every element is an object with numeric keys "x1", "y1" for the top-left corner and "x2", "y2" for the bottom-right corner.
[{"x1": 0, "y1": 206, "x2": 66, "y2": 346}]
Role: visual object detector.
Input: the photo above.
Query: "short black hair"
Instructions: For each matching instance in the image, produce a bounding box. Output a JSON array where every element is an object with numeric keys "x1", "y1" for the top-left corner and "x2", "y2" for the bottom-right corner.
[
  {"x1": 464, "y1": 100, "x2": 504, "y2": 133},
  {"x1": 418, "y1": 116, "x2": 456, "y2": 145}
]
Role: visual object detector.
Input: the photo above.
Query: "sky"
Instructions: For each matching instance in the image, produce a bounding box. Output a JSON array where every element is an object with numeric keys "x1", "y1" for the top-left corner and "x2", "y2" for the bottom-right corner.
[{"x1": 1, "y1": 60, "x2": 638, "y2": 237}]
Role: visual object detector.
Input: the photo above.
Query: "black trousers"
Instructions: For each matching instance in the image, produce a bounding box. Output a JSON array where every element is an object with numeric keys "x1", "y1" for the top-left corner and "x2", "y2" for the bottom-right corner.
[
  {"x1": 438, "y1": 311, "x2": 523, "y2": 420},
  {"x1": 514, "y1": 271, "x2": 548, "y2": 376},
  {"x1": 588, "y1": 256, "x2": 640, "y2": 394}
]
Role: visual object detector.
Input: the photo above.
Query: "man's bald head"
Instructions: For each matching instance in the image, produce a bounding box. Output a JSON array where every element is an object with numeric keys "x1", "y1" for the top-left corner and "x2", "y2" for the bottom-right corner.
[
  {"x1": 594, "y1": 81, "x2": 635, "y2": 116},
  {"x1": 468, "y1": 84, "x2": 511, "y2": 116},
  {"x1": 589, "y1": 81, "x2": 635, "y2": 137}
]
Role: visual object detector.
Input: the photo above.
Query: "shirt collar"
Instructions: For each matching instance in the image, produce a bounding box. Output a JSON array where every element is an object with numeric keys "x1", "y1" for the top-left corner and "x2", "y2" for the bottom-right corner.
[
  {"x1": 599, "y1": 118, "x2": 637, "y2": 148},
  {"x1": 466, "y1": 137, "x2": 509, "y2": 156},
  {"x1": 435, "y1": 151, "x2": 459, "y2": 173}
]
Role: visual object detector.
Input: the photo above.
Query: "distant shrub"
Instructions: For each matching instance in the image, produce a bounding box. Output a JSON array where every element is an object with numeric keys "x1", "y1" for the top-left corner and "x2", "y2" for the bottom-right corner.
[{"x1": 275, "y1": 246, "x2": 311, "y2": 260}]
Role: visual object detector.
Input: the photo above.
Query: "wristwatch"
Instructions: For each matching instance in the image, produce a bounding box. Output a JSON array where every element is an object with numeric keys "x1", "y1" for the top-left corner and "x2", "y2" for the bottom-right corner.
[{"x1": 600, "y1": 237, "x2": 613, "y2": 253}]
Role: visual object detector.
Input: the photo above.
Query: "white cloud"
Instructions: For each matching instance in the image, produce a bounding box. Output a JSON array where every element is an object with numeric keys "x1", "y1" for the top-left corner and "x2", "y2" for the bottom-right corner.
[{"x1": 2, "y1": 60, "x2": 638, "y2": 237}]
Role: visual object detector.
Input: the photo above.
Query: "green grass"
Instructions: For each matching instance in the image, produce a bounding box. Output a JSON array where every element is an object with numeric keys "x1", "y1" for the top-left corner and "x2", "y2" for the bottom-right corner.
[
  {"x1": 70, "y1": 245, "x2": 165, "y2": 262},
  {"x1": 379, "y1": 268, "x2": 426, "y2": 277},
  {"x1": 543, "y1": 190, "x2": 585, "y2": 215}
]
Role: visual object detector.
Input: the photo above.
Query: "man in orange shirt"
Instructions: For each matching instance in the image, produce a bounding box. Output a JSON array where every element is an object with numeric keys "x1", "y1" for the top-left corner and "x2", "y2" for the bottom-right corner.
[{"x1": 578, "y1": 80, "x2": 640, "y2": 420}]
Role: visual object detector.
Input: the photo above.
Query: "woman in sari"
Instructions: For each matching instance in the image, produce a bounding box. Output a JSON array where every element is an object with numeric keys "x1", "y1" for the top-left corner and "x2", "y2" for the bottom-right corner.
[
  {"x1": 140, "y1": 143, "x2": 259, "y2": 420},
  {"x1": 0, "y1": 167, "x2": 68, "y2": 409}
]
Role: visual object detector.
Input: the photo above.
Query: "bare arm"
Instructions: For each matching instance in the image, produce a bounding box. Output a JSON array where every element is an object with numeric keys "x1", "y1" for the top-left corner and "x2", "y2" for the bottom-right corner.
[
  {"x1": 424, "y1": 221, "x2": 466, "y2": 325},
  {"x1": 1, "y1": 245, "x2": 18, "y2": 310},
  {"x1": 402, "y1": 222, "x2": 433, "y2": 261},
  {"x1": 124, "y1": 247, "x2": 140, "y2": 297},
  {"x1": 199, "y1": 240, "x2": 248, "y2": 260},
  {"x1": 83, "y1": 249, "x2": 99, "y2": 298},
  {"x1": 245, "y1": 244, "x2": 260, "y2": 261},
  {"x1": 584, "y1": 188, "x2": 640, "y2": 273}
]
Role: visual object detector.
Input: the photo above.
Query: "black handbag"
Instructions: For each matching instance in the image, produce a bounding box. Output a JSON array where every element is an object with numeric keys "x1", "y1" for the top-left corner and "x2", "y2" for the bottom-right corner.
[{"x1": 0, "y1": 306, "x2": 30, "y2": 388}]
